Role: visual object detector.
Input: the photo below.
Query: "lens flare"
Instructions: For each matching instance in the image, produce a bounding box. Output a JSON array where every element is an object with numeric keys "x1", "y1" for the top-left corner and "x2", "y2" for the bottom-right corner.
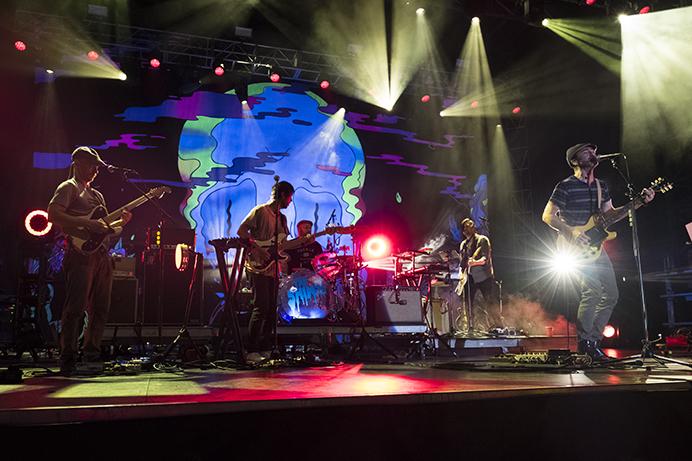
[{"x1": 362, "y1": 235, "x2": 392, "y2": 261}]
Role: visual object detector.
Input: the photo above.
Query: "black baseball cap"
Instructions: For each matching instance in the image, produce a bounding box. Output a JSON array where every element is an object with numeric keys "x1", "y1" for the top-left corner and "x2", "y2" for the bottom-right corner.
[{"x1": 71, "y1": 146, "x2": 107, "y2": 167}]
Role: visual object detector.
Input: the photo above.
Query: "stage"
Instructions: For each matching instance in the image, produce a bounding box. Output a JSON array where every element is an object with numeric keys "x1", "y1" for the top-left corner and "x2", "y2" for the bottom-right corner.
[{"x1": 2, "y1": 352, "x2": 691, "y2": 459}]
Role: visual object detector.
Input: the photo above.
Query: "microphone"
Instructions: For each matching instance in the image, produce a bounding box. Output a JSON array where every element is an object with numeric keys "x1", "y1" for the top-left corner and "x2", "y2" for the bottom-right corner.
[
  {"x1": 274, "y1": 175, "x2": 280, "y2": 182},
  {"x1": 106, "y1": 164, "x2": 139, "y2": 175},
  {"x1": 597, "y1": 153, "x2": 624, "y2": 161}
]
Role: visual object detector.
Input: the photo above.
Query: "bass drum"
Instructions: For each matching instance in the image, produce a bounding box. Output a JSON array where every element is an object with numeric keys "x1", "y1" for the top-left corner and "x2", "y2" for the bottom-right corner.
[{"x1": 278, "y1": 269, "x2": 333, "y2": 323}]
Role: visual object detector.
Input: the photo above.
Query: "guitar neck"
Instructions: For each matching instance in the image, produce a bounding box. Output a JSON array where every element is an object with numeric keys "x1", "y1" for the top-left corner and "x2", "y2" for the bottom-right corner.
[
  {"x1": 601, "y1": 196, "x2": 644, "y2": 229},
  {"x1": 102, "y1": 193, "x2": 155, "y2": 224}
]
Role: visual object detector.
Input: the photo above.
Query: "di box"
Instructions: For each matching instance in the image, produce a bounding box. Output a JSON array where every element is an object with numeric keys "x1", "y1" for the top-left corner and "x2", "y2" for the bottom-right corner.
[
  {"x1": 108, "y1": 277, "x2": 139, "y2": 324},
  {"x1": 365, "y1": 286, "x2": 424, "y2": 325}
]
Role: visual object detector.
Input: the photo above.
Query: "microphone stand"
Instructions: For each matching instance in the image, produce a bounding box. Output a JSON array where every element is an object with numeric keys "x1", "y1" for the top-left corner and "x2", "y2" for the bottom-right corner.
[{"x1": 605, "y1": 156, "x2": 690, "y2": 368}]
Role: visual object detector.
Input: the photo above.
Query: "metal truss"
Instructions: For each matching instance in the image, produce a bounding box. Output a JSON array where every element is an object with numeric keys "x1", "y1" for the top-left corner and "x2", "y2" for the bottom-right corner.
[{"x1": 14, "y1": 9, "x2": 456, "y2": 96}]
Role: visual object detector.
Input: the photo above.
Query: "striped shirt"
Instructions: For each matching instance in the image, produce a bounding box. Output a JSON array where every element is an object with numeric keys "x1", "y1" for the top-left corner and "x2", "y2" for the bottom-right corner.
[{"x1": 549, "y1": 176, "x2": 611, "y2": 226}]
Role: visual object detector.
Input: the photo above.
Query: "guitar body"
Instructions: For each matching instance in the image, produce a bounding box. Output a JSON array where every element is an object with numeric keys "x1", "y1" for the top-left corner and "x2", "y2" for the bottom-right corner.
[
  {"x1": 67, "y1": 206, "x2": 116, "y2": 255},
  {"x1": 246, "y1": 233, "x2": 291, "y2": 274},
  {"x1": 556, "y1": 214, "x2": 617, "y2": 263}
]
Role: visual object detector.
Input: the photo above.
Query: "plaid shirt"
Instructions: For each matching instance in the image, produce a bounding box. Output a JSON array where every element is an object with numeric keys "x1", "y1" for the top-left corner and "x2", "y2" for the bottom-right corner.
[{"x1": 549, "y1": 176, "x2": 611, "y2": 226}]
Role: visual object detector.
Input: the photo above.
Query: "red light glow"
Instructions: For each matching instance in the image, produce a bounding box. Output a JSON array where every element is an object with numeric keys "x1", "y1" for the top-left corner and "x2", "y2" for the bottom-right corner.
[
  {"x1": 214, "y1": 65, "x2": 225, "y2": 76},
  {"x1": 320, "y1": 80, "x2": 330, "y2": 89},
  {"x1": 14, "y1": 40, "x2": 27, "y2": 52},
  {"x1": 362, "y1": 235, "x2": 392, "y2": 261},
  {"x1": 25, "y1": 210, "x2": 52, "y2": 237},
  {"x1": 87, "y1": 50, "x2": 99, "y2": 61},
  {"x1": 470, "y1": 100, "x2": 479, "y2": 109},
  {"x1": 585, "y1": 0, "x2": 597, "y2": 6},
  {"x1": 270, "y1": 73, "x2": 281, "y2": 83},
  {"x1": 512, "y1": 106, "x2": 521, "y2": 114},
  {"x1": 639, "y1": 6, "x2": 651, "y2": 14},
  {"x1": 421, "y1": 95, "x2": 431, "y2": 103},
  {"x1": 150, "y1": 58, "x2": 161, "y2": 68},
  {"x1": 603, "y1": 325, "x2": 617, "y2": 338}
]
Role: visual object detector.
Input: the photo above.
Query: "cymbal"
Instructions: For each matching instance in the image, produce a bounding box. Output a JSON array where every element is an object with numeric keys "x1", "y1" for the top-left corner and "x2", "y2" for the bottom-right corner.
[{"x1": 393, "y1": 249, "x2": 430, "y2": 258}]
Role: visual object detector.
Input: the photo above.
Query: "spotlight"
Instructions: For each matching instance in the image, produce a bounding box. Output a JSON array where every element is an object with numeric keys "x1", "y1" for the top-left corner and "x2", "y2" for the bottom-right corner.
[
  {"x1": 175, "y1": 244, "x2": 192, "y2": 272},
  {"x1": 603, "y1": 324, "x2": 617, "y2": 338},
  {"x1": 362, "y1": 235, "x2": 392, "y2": 261},
  {"x1": 270, "y1": 72, "x2": 281, "y2": 83},
  {"x1": 541, "y1": 18, "x2": 550, "y2": 27},
  {"x1": 416, "y1": 8, "x2": 425, "y2": 16},
  {"x1": 617, "y1": 14, "x2": 628, "y2": 23},
  {"x1": 214, "y1": 64, "x2": 225, "y2": 76},
  {"x1": 118, "y1": 72, "x2": 127, "y2": 81},
  {"x1": 149, "y1": 58, "x2": 161, "y2": 69},
  {"x1": 241, "y1": 100, "x2": 248, "y2": 105},
  {"x1": 25, "y1": 210, "x2": 52, "y2": 237},
  {"x1": 585, "y1": 0, "x2": 597, "y2": 5},
  {"x1": 471, "y1": 17, "x2": 480, "y2": 25},
  {"x1": 470, "y1": 100, "x2": 479, "y2": 109},
  {"x1": 548, "y1": 249, "x2": 580, "y2": 275},
  {"x1": 639, "y1": 5, "x2": 651, "y2": 14},
  {"x1": 45, "y1": 69, "x2": 54, "y2": 74},
  {"x1": 420, "y1": 94, "x2": 430, "y2": 103},
  {"x1": 86, "y1": 50, "x2": 99, "y2": 61},
  {"x1": 512, "y1": 106, "x2": 522, "y2": 114},
  {"x1": 439, "y1": 111, "x2": 445, "y2": 117},
  {"x1": 14, "y1": 40, "x2": 27, "y2": 52},
  {"x1": 496, "y1": 124, "x2": 502, "y2": 128},
  {"x1": 320, "y1": 80, "x2": 330, "y2": 89}
]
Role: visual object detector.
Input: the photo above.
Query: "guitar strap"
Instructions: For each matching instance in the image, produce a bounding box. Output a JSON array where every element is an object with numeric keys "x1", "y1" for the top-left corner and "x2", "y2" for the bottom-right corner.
[{"x1": 596, "y1": 179, "x2": 602, "y2": 212}]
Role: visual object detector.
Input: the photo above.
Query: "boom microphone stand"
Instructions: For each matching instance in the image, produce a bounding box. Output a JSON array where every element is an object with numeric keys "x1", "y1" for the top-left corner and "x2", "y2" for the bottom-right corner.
[{"x1": 605, "y1": 155, "x2": 690, "y2": 368}]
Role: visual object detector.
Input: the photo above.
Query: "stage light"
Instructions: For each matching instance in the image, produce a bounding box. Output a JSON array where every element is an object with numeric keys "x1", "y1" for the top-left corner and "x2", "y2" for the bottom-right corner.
[
  {"x1": 420, "y1": 94, "x2": 430, "y2": 103},
  {"x1": 46, "y1": 69, "x2": 54, "y2": 74},
  {"x1": 149, "y1": 58, "x2": 161, "y2": 69},
  {"x1": 320, "y1": 80, "x2": 330, "y2": 89},
  {"x1": 439, "y1": 111, "x2": 444, "y2": 117},
  {"x1": 175, "y1": 244, "x2": 192, "y2": 271},
  {"x1": 512, "y1": 106, "x2": 522, "y2": 114},
  {"x1": 241, "y1": 100, "x2": 248, "y2": 105},
  {"x1": 470, "y1": 100, "x2": 479, "y2": 109},
  {"x1": 117, "y1": 72, "x2": 127, "y2": 81},
  {"x1": 14, "y1": 40, "x2": 27, "y2": 52},
  {"x1": 471, "y1": 17, "x2": 480, "y2": 25},
  {"x1": 270, "y1": 72, "x2": 281, "y2": 82},
  {"x1": 416, "y1": 8, "x2": 425, "y2": 16},
  {"x1": 214, "y1": 64, "x2": 225, "y2": 76},
  {"x1": 548, "y1": 249, "x2": 580, "y2": 275},
  {"x1": 585, "y1": 0, "x2": 597, "y2": 5},
  {"x1": 603, "y1": 324, "x2": 617, "y2": 338},
  {"x1": 639, "y1": 6, "x2": 651, "y2": 14},
  {"x1": 87, "y1": 50, "x2": 99, "y2": 61},
  {"x1": 496, "y1": 123, "x2": 502, "y2": 128},
  {"x1": 362, "y1": 235, "x2": 392, "y2": 261},
  {"x1": 25, "y1": 210, "x2": 52, "y2": 237},
  {"x1": 542, "y1": 18, "x2": 550, "y2": 27},
  {"x1": 618, "y1": 14, "x2": 628, "y2": 23}
]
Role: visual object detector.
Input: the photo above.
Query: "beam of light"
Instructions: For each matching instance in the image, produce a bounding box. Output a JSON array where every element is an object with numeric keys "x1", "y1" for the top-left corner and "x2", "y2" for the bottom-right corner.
[
  {"x1": 490, "y1": 124, "x2": 517, "y2": 220},
  {"x1": 313, "y1": 0, "x2": 392, "y2": 110},
  {"x1": 440, "y1": 18, "x2": 499, "y2": 118},
  {"x1": 542, "y1": 18, "x2": 621, "y2": 74},
  {"x1": 621, "y1": 6, "x2": 692, "y2": 165}
]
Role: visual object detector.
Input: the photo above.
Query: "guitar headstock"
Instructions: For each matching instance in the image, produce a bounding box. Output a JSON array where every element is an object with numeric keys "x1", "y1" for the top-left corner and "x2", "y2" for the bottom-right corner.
[
  {"x1": 148, "y1": 186, "x2": 172, "y2": 199},
  {"x1": 332, "y1": 225, "x2": 356, "y2": 235},
  {"x1": 650, "y1": 177, "x2": 673, "y2": 194}
]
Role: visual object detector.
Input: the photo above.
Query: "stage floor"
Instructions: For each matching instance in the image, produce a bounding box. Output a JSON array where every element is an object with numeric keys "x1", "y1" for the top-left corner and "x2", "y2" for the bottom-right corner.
[{"x1": 2, "y1": 355, "x2": 691, "y2": 427}]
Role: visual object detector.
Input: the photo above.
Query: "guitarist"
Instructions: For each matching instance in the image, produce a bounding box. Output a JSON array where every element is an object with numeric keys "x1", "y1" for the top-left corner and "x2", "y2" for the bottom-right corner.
[
  {"x1": 47, "y1": 147, "x2": 132, "y2": 374},
  {"x1": 237, "y1": 181, "x2": 311, "y2": 358},
  {"x1": 456, "y1": 218, "x2": 498, "y2": 332},
  {"x1": 542, "y1": 142, "x2": 655, "y2": 360}
]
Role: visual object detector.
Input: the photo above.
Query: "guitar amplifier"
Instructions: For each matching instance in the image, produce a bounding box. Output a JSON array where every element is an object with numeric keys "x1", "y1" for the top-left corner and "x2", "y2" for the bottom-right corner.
[
  {"x1": 365, "y1": 286, "x2": 424, "y2": 325},
  {"x1": 108, "y1": 277, "x2": 138, "y2": 324}
]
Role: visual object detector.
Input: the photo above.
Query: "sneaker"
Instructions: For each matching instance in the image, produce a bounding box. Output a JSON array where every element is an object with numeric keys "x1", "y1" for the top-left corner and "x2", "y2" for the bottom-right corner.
[{"x1": 246, "y1": 352, "x2": 265, "y2": 363}]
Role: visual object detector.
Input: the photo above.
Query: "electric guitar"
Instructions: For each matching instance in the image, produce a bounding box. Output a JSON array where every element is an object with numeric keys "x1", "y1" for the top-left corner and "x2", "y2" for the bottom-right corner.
[
  {"x1": 556, "y1": 177, "x2": 672, "y2": 262},
  {"x1": 246, "y1": 225, "x2": 355, "y2": 274},
  {"x1": 64, "y1": 186, "x2": 171, "y2": 254}
]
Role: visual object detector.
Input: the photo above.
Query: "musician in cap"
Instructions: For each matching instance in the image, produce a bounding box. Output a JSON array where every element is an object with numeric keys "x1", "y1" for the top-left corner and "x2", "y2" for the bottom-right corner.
[
  {"x1": 285, "y1": 220, "x2": 323, "y2": 274},
  {"x1": 542, "y1": 142, "x2": 654, "y2": 360},
  {"x1": 48, "y1": 146, "x2": 132, "y2": 374}
]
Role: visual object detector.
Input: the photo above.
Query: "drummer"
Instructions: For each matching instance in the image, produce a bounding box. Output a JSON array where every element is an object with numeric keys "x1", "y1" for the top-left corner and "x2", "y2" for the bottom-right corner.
[{"x1": 286, "y1": 220, "x2": 323, "y2": 274}]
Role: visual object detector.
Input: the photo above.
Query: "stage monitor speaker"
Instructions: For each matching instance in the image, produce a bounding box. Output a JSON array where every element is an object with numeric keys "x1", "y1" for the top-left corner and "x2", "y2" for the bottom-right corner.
[
  {"x1": 108, "y1": 277, "x2": 138, "y2": 324},
  {"x1": 365, "y1": 286, "x2": 424, "y2": 325}
]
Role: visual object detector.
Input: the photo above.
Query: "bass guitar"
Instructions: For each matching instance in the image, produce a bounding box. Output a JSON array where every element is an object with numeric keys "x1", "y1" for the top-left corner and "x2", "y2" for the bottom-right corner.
[
  {"x1": 246, "y1": 225, "x2": 355, "y2": 274},
  {"x1": 64, "y1": 186, "x2": 171, "y2": 254},
  {"x1": 556, "y1": 177, "x2": 672, "y2": 262}
]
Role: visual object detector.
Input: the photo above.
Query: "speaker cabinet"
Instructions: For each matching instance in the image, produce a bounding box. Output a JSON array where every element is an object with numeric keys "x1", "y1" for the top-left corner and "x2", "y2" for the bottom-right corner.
[
  {"x1": 365, "y1": 286, "x2": 424, "y2": 325},
  {"x1": 108, "y1": 277, "x2": 138, "y2": 324}
]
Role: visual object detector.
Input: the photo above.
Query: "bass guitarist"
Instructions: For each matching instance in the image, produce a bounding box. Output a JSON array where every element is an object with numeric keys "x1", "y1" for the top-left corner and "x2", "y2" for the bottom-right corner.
[
  {"x1": 237, "y1": 180, "x2": 311, "y2": 359},
  {"x1": 48, "y1": 147, "x2": 132, "y2": 374},
  {"x1": 542, "y1": 143, "x2": 655, "y2": 360}
]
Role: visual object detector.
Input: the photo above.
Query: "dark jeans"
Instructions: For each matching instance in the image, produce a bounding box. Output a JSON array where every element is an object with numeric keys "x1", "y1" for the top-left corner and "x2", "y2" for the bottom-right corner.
[
  {"x1": 60, "y1": 248, "x2": 113, "y2": 363},
  {"x1": 248, "y1": 273, "x2": 278, "y2": 352},
  {"x1": 576, "y1": 250, "x2": 619, "y2": 342},
  {"x1": 463, "y1": 276, "x2": 500, "y2": 330}
]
